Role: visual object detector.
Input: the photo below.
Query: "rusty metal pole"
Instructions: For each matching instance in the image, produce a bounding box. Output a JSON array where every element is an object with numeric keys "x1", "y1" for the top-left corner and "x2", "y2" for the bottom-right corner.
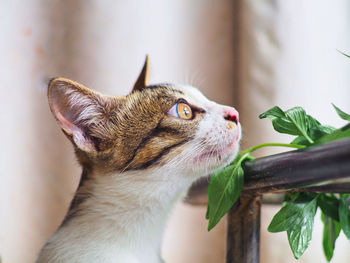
[{"x1": 226, "y1": 194, "x2": 262, "y2": 263}]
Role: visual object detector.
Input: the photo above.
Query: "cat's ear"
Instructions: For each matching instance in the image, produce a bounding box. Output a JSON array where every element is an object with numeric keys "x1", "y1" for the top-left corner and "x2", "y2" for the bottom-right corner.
[
  {"x1": 48, "y1": 77, "x2": 108, "y2": 152},
  {"x1": 132, "y1": 55, "x2": 149, "y2": 92}
]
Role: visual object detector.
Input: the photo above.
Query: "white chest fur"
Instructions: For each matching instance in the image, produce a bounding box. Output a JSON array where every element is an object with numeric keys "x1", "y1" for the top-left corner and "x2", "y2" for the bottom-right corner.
[{"x1": 36, "y1": 169, "x2": 193, "y2": 263}]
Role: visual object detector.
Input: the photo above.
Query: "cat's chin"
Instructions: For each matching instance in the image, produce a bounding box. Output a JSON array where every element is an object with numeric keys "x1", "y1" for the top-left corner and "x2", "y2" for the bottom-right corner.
[
  {"x1": 190, "y1": 140, "x2": 240, "y2": 176},
  {"x1": 195, "y1": 140, "x2": 238, "y2": 162}
]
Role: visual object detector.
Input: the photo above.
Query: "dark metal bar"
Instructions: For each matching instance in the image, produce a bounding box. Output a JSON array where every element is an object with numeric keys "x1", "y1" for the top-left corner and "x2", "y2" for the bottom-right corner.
[
  {"x1": 290, "y1": 182, "x2": 350, "y2": 193},
  {"x1": 186, "y1": 139, "x2": 350, "y2": 205},
  {"x1": 226, "y1": 195, "x2": 261, "y2": 263},
  {"x1": 243, "y1": 139, "x2": 350, "y2": 194}
]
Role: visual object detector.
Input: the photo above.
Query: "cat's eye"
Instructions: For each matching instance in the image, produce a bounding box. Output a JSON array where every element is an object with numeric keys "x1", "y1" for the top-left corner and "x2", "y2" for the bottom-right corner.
[{"x1": 168, "y1": 102, "x2": 193, "y2": 120}]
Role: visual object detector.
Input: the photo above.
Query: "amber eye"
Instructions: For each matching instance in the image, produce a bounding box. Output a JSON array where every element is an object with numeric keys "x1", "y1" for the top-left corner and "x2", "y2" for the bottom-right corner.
[
  {"x1": 168, "y1": 102, "x2": 193, "y2": 120},
  {"x1": 176, "y1": 103, "x2": 193, "y2": 119}
]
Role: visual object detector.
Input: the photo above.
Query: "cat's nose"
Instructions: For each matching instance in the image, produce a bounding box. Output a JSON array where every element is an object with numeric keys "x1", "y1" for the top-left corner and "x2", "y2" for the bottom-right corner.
[{"x1": 223, "y1": 107, "x2": 239, "y2": 124}]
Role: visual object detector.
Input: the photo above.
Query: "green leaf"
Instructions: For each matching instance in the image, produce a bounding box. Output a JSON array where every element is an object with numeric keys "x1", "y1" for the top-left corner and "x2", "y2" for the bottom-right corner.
[
  {"x1": 283, "y1": 192, "x2": 301, "y2": 202},
  {"x1": 316, "y1": 123, "x2": 350, "y2": 144},
  {"x1": 259, "y1": 106, "x2": 301, "y2": 135},
  {"x1": 268, "y1": 195, "x2": 317, "y2": 232},
  {"x1": 317, "y1": 194, "x2": 340, "y2": 222},
  {"x1": 268, "y1": 196, "x2": 317, "y2": 259},
  {"x1": 317, "y1": 125, "x2": 336, "y2": 134},
  {"x1": 321, "y1": 212, "x2": 341, "y2": 262},
  {"x1": 332, "y1": 104, "x2": 350, "y2": 121},
  {"x1": 205, "y1": 204, "x2": 210, "y2": 219},
  {"x1": 285, "y1": 107, "x2": 314, "y2": 144},
  {"x1": 260, "y1": 106, "x2": 338, "y2": 146},
  {"x1": 286, "y1": 198, "x2": 318, "y2": 259},
  {"x1": 309, "y1": 124, "x2": 336, "y2": 141},
  {"x1": 291, "y1": 135, "x2": 312, "y2": 146},
  {"x1": 207, "y1": 154, "x2": 248, "y2": 231},
  {"x1": 260, "y1": 106, "x2": 314, "y2": 143},
  {"x1": 306, "y1": 114, "x2": 321, "y2": 129},
  {"x1": 259, "y1": 106, "x2": 286, "y2": 119},
  {"x1": 339, "y1": 194, "x2": 350, "y2": 240},
  {"x1": 291, "y1": 124, "x2": 335, "y2": 146},
  {"x1": 267, "y1": 203, "x2": 303, "y2": 232}
]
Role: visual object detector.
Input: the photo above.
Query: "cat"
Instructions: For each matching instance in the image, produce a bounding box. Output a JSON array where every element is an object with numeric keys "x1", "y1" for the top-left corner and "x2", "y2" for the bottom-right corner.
[{"x1": 36, "y1": 57, "x2": 241, "y2": 263}]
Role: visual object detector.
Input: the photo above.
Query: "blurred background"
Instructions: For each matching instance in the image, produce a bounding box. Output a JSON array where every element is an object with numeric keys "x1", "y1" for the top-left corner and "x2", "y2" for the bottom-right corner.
[{"x1": 1, "y1": 0, "x2": 350, "y2": 262}]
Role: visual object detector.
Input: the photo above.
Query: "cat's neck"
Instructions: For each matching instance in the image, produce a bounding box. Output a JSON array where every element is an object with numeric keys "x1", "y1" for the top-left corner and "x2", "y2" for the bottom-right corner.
[
  {"x1": 45, "y1": 168, "x2": 193, "y2": 262},
  {"x1": 72, "y1": 168, "x2": 191, "y2": 230}
]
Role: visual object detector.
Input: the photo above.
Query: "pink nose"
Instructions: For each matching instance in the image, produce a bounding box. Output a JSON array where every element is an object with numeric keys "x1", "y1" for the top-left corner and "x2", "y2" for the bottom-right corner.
[{"x1": 223, "y1": 107, "x2": 239, "y2": 124}]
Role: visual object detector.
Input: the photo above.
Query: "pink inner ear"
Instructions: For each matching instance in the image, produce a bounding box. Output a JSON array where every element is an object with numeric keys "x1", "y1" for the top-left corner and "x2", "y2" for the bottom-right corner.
[
  {"x1": 51, "y1": 101, "x2": 76, "y2": 135},
  {"x1": 51, "y1": 100, "x2": 95, "y2": 151}
]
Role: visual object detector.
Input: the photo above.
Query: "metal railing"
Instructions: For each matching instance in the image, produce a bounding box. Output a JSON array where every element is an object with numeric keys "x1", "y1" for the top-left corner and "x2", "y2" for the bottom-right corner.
[{"x1": 187, "y1": 138, "x2": 350, "y2": 263}]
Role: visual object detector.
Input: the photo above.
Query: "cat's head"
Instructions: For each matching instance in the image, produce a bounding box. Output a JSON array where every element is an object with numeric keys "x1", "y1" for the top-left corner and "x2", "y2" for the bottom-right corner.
[{"x1": 48, "y1": 58, "x2": 241, "y2": 178}]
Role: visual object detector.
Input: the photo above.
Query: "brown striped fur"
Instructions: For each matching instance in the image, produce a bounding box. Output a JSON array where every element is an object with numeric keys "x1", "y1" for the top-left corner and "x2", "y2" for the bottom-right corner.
[{"x1": 48, "y1": 77, "x2": 204, "y2": 175}]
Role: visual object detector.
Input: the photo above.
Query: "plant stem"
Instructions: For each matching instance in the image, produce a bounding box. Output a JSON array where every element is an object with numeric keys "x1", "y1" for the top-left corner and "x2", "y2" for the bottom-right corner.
[{"x1": 240, "y1": 143, "x2": 306, "y2": 156}]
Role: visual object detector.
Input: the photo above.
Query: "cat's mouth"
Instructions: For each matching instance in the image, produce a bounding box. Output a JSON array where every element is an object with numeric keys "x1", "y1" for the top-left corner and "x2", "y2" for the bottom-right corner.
[{"x1": 194, "y1": 140, "x2": 238, "y2": 164}]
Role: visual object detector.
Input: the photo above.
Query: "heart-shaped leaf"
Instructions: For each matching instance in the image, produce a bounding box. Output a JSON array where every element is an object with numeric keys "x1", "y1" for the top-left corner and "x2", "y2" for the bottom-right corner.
[
  {"x1": 268, "y1": 196, "x2": 317, "y2": 259},
  {"x1": 286, "y1": 198, "x2": 317, "y2": 259}
]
